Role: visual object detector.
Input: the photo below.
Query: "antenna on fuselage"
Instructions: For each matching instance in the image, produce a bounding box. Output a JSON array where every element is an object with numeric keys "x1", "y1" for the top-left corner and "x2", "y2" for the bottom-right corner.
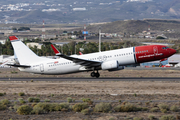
[{"x1": 99, "y1": 26, "x2": 101, "y2": 52}]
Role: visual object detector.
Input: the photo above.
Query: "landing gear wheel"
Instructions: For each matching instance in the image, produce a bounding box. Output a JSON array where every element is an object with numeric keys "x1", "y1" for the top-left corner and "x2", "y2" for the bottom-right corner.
[
  {"x1": 91, "y1": 72, "x2": 95, "y2": 77},
  {"x1": 95, "y1": 72, "x2": 100, "y2": 78}
]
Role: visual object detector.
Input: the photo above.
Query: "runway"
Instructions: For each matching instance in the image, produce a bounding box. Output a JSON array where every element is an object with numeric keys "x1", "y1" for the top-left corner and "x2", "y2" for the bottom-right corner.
[{"x1": 1, "y1": 77, "x2": 180, "y2": 81}]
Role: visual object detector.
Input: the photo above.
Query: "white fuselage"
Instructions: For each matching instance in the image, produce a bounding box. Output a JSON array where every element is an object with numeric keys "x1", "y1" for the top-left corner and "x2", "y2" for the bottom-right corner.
[{"x1": 19, "y1": 47, "x2": 135, "y2": 74}]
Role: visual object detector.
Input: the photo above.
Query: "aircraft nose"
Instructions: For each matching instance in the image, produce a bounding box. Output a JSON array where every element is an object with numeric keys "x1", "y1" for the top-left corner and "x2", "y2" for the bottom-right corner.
[{"x1": 171, "y1": 48, "x2": 176, "y2": 54}]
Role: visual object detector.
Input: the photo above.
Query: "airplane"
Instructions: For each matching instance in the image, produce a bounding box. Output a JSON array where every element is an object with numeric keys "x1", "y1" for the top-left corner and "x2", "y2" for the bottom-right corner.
[{"x1": 8, "y1": 36, "x2": 176, "y2": 78}]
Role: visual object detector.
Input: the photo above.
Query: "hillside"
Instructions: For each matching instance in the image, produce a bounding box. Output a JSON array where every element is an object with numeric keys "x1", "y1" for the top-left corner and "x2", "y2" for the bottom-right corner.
[
  {"x1": 87, "y1": 19, "x2": 180, "y2": 37},
  {"x1": 1, "y1": 0, "x2": 180, "y2": 24}
]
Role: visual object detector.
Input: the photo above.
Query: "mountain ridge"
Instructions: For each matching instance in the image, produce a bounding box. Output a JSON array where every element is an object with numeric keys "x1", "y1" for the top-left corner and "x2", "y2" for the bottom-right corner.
[{"x1": 0, "y1": 0, "x2": 180, "y2": 24}]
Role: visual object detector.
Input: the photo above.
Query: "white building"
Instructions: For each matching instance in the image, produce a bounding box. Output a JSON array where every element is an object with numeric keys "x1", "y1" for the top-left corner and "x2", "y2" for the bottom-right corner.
[
  {"x1": 0, "y1": 40, "x2": 6, "y2": 44},
  {"x1": 73, "y1": 8, "x2": 86, "y2": 11},
  {"x1": 26, "y1": 43, "x2": 42, "y2": 49}
]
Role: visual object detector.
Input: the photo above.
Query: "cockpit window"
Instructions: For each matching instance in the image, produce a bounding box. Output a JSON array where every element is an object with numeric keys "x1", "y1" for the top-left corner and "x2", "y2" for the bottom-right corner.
[{"x1": 162, "y1": 47, "x2": 169, "y2": 49}]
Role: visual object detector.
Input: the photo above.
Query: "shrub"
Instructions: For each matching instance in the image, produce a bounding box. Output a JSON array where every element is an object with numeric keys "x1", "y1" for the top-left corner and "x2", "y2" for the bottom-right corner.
[
  {"x1": 161, "y1": 109, "x2": 167, "y2": 113},
  {"x1": 33, "y1": 98, "x2": 40, "y2": 102},
  {"x1": 0, "y1": 103, "x2": 6, "y2": 110},
  {"x1": 31, "y1": 106, "x2": 45, "y2": 115},
  {"x1": 27, "y1": 97, "x2": 34, "y2": 102},
  {"x1": 141, "y1": 107, "x2": 148, "y2": 111},
  {"x1": 31, "y1": 103, "x2": 37, "y2": 107},
  {"x1": 33, "y1": 103, "x2": 58, "y2": 112},
  {"x1": 33, "y1": 103, "x2": 51, "y2": 112},
  {"x1": 148, "y1": 115, "x2": 155, "y2": 120},
  {"x1": 109, "y1": 117, "x2": 116, "y2": 120},
  {"x1": 94, "y1": 103, "x2": 112, "y2": 113},
  {"x1": 82, "y1": 98, "x2": 93, "y2": 105},
  {"x1": 0, "y1": 99, "x2": 10, "y2": 105},
  {"x1": 81, "y1": 108, "x2": 90, "y2": 115},
  {"x1": 48, "y1": 103, "x2": 57, "y2": 112},
  {"x1": 0, "y1": 93, "x2": 4, "y2": 96},
  {"x1": 82, "y1": 98, "x2": 91, "y2": 102},
  {"x1": 18, "y1": 92, "x2": 25, "y2": 96},
  {"x1": 170, "y1": 105, "x2": 179, "y2": 112},
  {"x1": 72, "y1": 103, "x2": 89, "y2": 112},
  {"x1": 114, "y1": 103, "x2": 140, "y2": 112},
  {"x1": 54, "y1": 103, "x2": 69, "y2": 111},
  {"x1": 44, "y1": 99, "x2": 50, "y2": 102},
  {"x1": 67, "y1": 97, "x2": 72, "y2": 103},
  {"x1": 17, "y1": 105, "x2": 32, "y2": 115},
  {"x1": 133, "y1": 117, "x2": 143, "y2": 120},
  {"x1": 19, "y1": 99, "x2": 26, "y2": 104},
  {"x1": 51, "y1": 94, "x2": 54, "y2": 97},
  {"x1": 158, "y1": 103, "x2": 169, "y2": 111},
  {"x1": 13, "y1": 105, "x2": 19, "y2": 111},
  {"x1": 159, "y1": 115, "x2": 176, "y2": 120},
  {"x1": 150, "y1": 107, "x2": 159, "y2": 112}
]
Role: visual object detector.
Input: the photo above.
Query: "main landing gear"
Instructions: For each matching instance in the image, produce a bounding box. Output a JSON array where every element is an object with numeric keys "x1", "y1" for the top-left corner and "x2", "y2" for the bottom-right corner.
[{"x1": 91, "y1": 70, "x2": 100, "y2": 78}]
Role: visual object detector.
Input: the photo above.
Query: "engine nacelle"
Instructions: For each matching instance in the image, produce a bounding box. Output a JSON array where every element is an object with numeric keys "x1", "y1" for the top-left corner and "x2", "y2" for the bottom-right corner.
[{"x1": 101, "y1": 60, "x2": 118, "y2": 70}]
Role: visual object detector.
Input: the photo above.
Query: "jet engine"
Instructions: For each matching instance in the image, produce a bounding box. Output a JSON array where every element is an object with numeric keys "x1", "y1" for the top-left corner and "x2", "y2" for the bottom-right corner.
[
  {"x1": 101, "y1": 60, "x2": 119, "y2": 70},
  {"x1": 101, "y1": 60, "x2": 124, "y2": 71}
]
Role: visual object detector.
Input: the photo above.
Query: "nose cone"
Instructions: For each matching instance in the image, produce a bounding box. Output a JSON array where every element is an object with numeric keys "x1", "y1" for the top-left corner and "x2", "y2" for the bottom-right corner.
[{"x1": 171, "y1": 48, "x2": 176, "y2": 55}]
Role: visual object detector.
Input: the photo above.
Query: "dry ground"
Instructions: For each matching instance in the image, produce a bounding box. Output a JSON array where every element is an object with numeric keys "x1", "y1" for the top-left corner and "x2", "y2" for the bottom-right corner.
[
  {"x1": 0, "y1": 68, "x2": 180, "y2": 119},
  {"x1": 1, "y1": 68, "x2": 180, "y2": 78}
]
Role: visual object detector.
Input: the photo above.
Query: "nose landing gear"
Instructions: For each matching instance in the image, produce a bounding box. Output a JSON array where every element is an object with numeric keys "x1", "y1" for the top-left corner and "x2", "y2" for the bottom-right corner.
[{"x1": 91, "y1": 71, "x2": 100, "y2": 78}]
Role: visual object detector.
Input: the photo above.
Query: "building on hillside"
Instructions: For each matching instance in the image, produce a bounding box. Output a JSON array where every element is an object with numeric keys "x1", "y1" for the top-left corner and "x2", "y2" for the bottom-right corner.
[
  {"x1": 26, "y1": 43, "x2": 43, "y2": 49},
  {"x1": 52, "y1": 42, "x2": 69, "y2": 47},
  {"x1": 0, "y1": 40, "x2": 6, "y2": 44}
]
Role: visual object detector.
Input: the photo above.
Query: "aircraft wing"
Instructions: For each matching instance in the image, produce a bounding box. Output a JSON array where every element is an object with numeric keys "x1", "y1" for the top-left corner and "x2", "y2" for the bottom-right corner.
[
  {"x1": 51, "y1": 44, "x2": 102, "y2": 67},
  {"x1": 6, "y1": 64, "x2": 31, "y2": 68}
]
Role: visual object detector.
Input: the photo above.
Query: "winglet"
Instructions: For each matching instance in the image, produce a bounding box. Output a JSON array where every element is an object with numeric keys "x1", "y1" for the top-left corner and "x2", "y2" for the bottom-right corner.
[
  {"x1": 9, "y1": 36, "x2": 18, "y2": 41},
  {"x1": 51, "y1": 44, "x2": 61, "y2": 55}
]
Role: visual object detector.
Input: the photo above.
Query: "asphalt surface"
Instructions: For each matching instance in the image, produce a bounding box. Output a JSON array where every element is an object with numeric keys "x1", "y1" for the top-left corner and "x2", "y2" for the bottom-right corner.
[{"x1": 1, "y1": 77, "x2": 180, "y2": 81}]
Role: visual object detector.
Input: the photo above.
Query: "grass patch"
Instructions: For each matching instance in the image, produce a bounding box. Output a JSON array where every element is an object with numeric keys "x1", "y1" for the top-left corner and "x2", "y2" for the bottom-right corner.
[{"x1": 11, "y1": 71, "x2": 18, "y2": 74}]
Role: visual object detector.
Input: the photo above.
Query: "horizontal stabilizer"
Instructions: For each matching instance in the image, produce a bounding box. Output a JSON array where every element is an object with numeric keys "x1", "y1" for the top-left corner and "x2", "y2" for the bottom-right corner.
[{"x1": 6, "y1": 64, "x2": 31, "y2": 68}]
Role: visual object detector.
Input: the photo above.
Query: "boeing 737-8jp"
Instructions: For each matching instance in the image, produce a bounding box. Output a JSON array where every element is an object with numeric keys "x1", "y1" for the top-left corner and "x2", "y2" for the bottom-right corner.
[{"x1": 8, "y1": 36, "x2": 176, "y2": 78}]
